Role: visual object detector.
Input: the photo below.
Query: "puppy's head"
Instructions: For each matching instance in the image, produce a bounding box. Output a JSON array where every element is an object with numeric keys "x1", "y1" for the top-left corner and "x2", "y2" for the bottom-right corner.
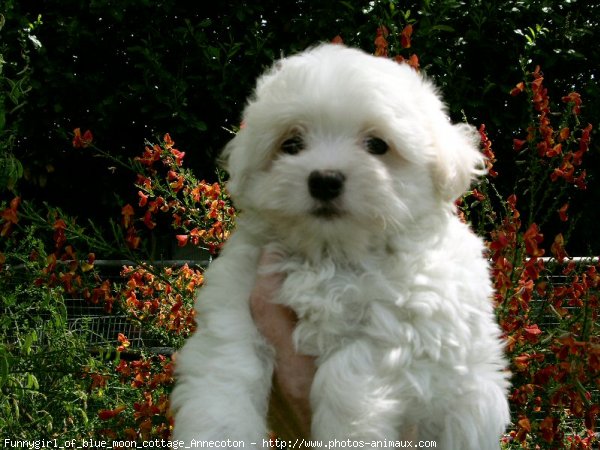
[{"x1": 222, "y1": 44, "x2": 484, "y2": 251}]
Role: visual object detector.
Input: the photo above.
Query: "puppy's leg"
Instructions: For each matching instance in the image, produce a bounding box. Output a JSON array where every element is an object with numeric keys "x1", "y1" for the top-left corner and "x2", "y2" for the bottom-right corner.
[
  {"x1": 429, "y1": 375, "x2": 509, "y2": 450},
  {"x1": 171, "y1": 240, "x2": 273, "y2": 447},
  {"x1": 310, "y1": 340, "x2": 406, "y2": 444},
  {"x1": 171, "y1": 324, "x2": 273, "y2": 447}
]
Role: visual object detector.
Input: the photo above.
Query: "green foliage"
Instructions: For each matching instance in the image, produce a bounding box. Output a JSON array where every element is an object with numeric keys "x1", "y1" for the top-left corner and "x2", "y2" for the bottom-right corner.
[
  {"x1": 0, "y1": 235, "x2": 96, "y2": 438},
  {"x1": 0, "y1": 4, "x2": 41, "y2": 191}
]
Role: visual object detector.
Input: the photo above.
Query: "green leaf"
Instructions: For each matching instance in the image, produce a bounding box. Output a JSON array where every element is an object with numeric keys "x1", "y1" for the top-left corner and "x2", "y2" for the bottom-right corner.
[
  {"x1": 23, "y1": 330, "x2": 38, "y2": 354},
  {"x1": 0, "y1": 349, "x2": 9, "y2": 389},
  {"x1": 432, "y1": 25, "x2": 455, "y2": 32},
  {"x1": 195, "y1": 120, "x2": 207, "y2": 132},
  {"x1": 26, "y1": 372, "x2": 39, "y2": 390}
]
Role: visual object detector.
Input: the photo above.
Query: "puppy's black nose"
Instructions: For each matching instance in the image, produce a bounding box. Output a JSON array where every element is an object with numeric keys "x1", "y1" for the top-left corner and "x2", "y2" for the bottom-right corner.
[{"x1": 308, "y1": 170, "x2": 346, "y2": 201}]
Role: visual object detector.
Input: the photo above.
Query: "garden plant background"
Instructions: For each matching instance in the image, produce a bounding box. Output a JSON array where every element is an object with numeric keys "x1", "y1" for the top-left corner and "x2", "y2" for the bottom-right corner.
[{"x1": 1, "y1": 1, "x2": 599, "y2": 448}]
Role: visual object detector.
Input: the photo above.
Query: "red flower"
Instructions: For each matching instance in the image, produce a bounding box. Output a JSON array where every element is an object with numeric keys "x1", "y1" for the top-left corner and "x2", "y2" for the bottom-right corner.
[
  {"x1": 331, "y1": 35, "x2": 344, "y2": 44},
  {"x1": 53, "y1": 218, "x2": 67, "y2": 249},
  {"x1": 176, "y1": 235, "x2": 189, "y2": 247},
  {"x1": 558, "y1": 203, "x2": 569, "y2": 222},
  {"x1": 561, "y1": 92, "x2": 582, "y2": 115},
  {"x1": 171, "y1": 148, "x2": 186, "y2": 166},
  {"x1": 523, "y1": 324, "x2": 542, "y2": 342},
  {"x1": 1, "y1": 196, "x2": 21, "y2": 236},
  {"x1": 545, "y1": 143, "x2": 562, "y2": 158},
  {"x1": 125, "y1": 226, "x2": 141, "y2": 250},
  {"x1": 143, "y1": 211, "x2": 156, "y2": 230},
  {"x1": 72, "y1": 128, "x2": 94, "y2": 148},
  {"x1": 98, "y1": 405, "x2": 126, "y2": 420},
  {"x1": 579, "y1": 123, "x2": 592, "y2": 153},
  {"x1": 470, "y1": 189, "x2": 485, "y2": 202},
  {"x1": 513, "y1": 139, "x2": 527, "y2": 152},
  {"x1": 138, "y1": 191, "x2": 149, "y2": 207},
  {"x1": 523, "y1": 223, "x2": 544, "y2": 257}
]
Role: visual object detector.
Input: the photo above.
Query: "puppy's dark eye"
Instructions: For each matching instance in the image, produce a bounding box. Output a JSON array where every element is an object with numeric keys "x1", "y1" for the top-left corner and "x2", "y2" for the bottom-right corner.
[
  {"x1": 280, "y1": 135, "x2": 305, "y2": 155},
  {"x1": 366, "y1": 137, "x2": 389, "y2": 155}
]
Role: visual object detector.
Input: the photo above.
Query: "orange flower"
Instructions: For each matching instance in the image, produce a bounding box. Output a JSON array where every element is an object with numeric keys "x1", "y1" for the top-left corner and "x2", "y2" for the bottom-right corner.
[
  {"x1": 171, "y1": 148, "x2": 186, "y2": 166},
  {"x1": 539, "y1": 416, "x2": 556, "y2": 443},
  {"x1": 136, "y1": 146, "x2": 161, "y2": 166},
  {"x1": 72, "y1": 128, "x2": 94, "y2": 148},
  {"x1": 117, "y1": 333, "x2": 130, "y2": 352},
  {"x1": 545, "y1": 143, "x2": 562, "y2": 158},
  {"x1": 395, "y1": 54, "x2": 420, "y2": 70},
  {"x1": 478, "y1": 124, "x2": 498, "y2": 177},
  {"x1": 551, "y1": 233, "x2": 568, "y2": 262},
  {"x1": 516, "y1": 416, "x2": 531, "y2": 441},
  {"x1": 514, "y1": 353, "x2": 532, "y2": 371},
  {"x1": 400, "y1": 24, "x2": 413, "y2": 49},
  {"x1": 510, "y1": 82, "x2": 525, "y2": 96},
  {"x1": 163, "y1": 133, "x2": 175, "y2": 149},
  {"x1": 121, "y1": 204, "x2": 135, "y2": 228},
  {"x1": 558, "y1": 127, "x2": 570, "y2": 142},
  {"x1": 81, "y1": 252, "x2": 95, "y2": 272},
  {"x1": 561, "y1": 92, "x2": 582, "y2": 115},
  {"x1": 374, "y1": 26, "x2": 389, "y2": 57}
]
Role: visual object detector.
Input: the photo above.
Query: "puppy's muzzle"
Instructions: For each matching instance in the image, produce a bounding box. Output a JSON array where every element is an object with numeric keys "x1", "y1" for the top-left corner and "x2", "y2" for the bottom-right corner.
[{"x1": 308, "y1": 170, "x2": 346, "y2": 201}]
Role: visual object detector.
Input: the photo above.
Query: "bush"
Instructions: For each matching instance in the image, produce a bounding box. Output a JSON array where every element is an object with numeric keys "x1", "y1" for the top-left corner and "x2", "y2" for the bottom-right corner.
[
  {"x1": 1, "y1": 133, "x2": 234, "y2": 441},
  {"x1": 0, "y1": 227, "x2": 112, "y2": 439}
]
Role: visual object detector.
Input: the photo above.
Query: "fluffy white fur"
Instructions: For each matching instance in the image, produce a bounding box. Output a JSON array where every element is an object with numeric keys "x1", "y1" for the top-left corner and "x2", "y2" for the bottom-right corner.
[{"x1": 171, "y1": 44, "x2": 510, "y2": 449}]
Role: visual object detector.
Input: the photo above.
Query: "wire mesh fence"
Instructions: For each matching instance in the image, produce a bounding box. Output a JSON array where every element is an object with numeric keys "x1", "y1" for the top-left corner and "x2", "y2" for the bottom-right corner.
[{"x1": 2, "y1": 259, "x2": 208, "y2": 356}]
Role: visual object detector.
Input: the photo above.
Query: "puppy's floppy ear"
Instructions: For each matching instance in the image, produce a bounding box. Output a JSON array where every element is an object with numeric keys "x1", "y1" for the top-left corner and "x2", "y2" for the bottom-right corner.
[{"x1": 432, "y1": 121, "x2": 486, "y2": 202}]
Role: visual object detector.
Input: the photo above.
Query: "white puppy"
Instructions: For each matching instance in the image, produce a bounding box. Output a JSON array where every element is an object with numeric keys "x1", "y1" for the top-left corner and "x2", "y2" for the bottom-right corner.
[{"x1": 171, "y1": 44, "x2": 510, "y2": 449}]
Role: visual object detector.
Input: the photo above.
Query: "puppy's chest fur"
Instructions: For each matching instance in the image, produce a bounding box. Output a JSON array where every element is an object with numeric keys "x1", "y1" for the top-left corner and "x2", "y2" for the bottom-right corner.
[
  {"x1": 276, "y1": 256, "x2": 407, "y2": 357},
  {"x1": 273, "y1": 244, "x2": 490, "y2": 368}
]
